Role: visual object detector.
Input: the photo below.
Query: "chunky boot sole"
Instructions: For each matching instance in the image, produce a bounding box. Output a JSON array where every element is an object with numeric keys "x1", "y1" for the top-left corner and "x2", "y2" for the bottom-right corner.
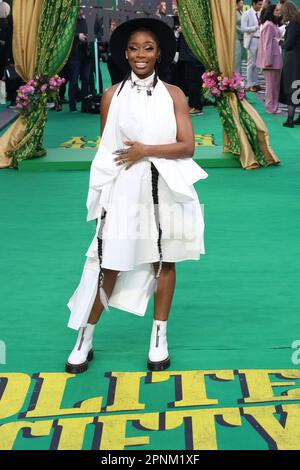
[
  {"x1": 65, "y1": 349, "x2": 94, "y2": 374},
  {"x1": 147, "y1": 356, "x2": 171, "y2": 371}
]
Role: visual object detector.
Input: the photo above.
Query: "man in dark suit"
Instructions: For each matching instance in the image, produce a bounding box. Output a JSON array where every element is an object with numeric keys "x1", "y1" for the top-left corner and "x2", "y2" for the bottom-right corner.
[
  {"x1": 68, "y1": 7, "x2": 92, "y2": 112},
  {"x1": 178, "y1": 34, "x2": 205, "y2": 116}
]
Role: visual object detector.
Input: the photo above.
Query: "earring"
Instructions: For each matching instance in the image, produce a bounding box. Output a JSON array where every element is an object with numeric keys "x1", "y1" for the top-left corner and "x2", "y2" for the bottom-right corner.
[{"x1": 125, "y1": 53, "x2": 128, "y2": 60}]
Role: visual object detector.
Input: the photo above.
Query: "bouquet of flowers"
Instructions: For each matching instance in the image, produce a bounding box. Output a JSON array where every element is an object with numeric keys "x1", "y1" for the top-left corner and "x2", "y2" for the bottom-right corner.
[
  {"x1": 202, "y1": 70, "x2": 246, "y2": 103},
  {"x1": 16, "y1": 75, "x2": 66, "y2": 116}
]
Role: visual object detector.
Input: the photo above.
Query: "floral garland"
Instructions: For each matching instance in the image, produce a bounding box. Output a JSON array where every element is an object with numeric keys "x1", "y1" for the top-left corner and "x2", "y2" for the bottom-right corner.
[
  {"x1": 202, "y1": 70, "x2": 246, "y2": 102},
  {"x1": 16, "y1": 75, "x2": 66, "y2": 116}
]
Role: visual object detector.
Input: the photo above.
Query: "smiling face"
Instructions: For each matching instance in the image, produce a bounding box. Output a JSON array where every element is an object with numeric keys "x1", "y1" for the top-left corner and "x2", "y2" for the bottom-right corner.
[
  {"x1": 274, "y1": 4, "x2": 282, "y2": 17},
  {"x1": 126, "y1": 30, "x2": 161, "y2": 79},
  {"x1": 253, "y1": 1, "x2": 263, "y2": 12}
]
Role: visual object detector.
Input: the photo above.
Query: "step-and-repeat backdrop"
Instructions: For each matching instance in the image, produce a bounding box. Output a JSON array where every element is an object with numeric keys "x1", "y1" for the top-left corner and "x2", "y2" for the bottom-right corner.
[{"x1": 81, "y1": 0, "x2": 300, "y2": 42}]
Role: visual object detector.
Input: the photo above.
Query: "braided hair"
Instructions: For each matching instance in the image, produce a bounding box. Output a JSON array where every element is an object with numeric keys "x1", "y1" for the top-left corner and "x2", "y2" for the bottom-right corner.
[
  {"x1": 153, "y1": 64, "x2": 159, "y2": 89},
  {"x1": 150, "y1": 162, "x2": 163, "y2": 292},
  {"x1": 117, "y1": 70, "x2": 131, "y2": 96}
]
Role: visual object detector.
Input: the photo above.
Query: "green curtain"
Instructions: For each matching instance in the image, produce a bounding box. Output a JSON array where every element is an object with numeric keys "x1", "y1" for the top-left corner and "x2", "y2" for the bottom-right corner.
[
  {"x1": 177, "y1": 0, "x2": 218, "y2": 68},
  {"x1": 178, "y1": 0, "x2": 242, "y2": 157},
  {"x1": 9, "y1": 0, "x2": 80, "y2": 169},
  {"x1": 177, "y1": 0, "x2": 275, "y2": 168}
]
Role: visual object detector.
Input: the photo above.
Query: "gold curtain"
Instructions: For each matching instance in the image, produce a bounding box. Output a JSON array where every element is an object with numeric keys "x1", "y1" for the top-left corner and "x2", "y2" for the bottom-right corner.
[
  {"x1": 210, "y1": 0, "x2": 280, "y2": 169},
  {"x1": 0, "y1": 0, "x2": 44, "y2": 169}
]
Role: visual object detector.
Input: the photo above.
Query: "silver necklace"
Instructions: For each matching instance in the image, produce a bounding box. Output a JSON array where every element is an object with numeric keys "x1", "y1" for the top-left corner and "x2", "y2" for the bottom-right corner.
[{"x1": 130, "y1": 77, "x2": 154, "y2": 96}]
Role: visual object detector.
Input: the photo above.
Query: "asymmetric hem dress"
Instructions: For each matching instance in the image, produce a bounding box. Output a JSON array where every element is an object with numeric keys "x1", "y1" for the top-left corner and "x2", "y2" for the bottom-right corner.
[{"x1": 67, "y1": 71, "x2": 208, "y2": 330}]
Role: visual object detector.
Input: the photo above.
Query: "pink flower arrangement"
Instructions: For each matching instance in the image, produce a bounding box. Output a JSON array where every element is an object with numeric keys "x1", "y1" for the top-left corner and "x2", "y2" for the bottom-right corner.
[
  {"x1": 16, "y1": 74, "x2": 66, "y2": 115},
  {"x1": 202, "y1": 70, "x2": 246, "y2": 102},
  {"x1": 48, "y1": 76, "x2": 66, "y2": 91}
]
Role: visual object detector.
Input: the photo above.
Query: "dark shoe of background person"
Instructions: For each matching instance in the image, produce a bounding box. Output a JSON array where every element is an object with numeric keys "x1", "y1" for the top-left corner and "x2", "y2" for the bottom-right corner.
[
  {"x1": 7, "y1": 101, "x2": 17, "y2": 109},
  {"x1": 283, "y1": 119, "x2": 294, "y2": 128},
  {"x1": 189, "y1": 107, "x2": 204, "y2": 116},
  {"x1": 55, "y1": 103, "x2": 62, "y2": 112}
]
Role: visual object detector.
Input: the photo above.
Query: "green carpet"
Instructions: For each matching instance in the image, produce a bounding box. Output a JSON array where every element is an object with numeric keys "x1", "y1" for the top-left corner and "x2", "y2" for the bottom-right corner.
[{"x1": 1, "y1": 68, "x2": 300, "y2": 450}]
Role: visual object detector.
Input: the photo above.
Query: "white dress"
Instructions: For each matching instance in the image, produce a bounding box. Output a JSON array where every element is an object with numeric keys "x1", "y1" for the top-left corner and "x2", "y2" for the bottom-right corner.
[{"x1": 67, "y1": 71, "x2": 208, "y2": 330}]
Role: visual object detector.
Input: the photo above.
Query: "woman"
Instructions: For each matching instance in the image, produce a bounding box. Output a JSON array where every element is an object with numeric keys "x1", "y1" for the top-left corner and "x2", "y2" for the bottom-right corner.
[
  {"x1": 65, "y1": 18, "x2": 208, "y2": 374},
  {"x1": 0, "y1": 2, "x2": 10, "y2": 82},
  {"x1": 256, "y1": 4, "x2": 283, "y2": 114},
  {"x1": 279, "y1": 1, "x2": 300, "y2": 127},
  {"x1": 235, "y1": 0, "x2": 244, "y2": 75}
]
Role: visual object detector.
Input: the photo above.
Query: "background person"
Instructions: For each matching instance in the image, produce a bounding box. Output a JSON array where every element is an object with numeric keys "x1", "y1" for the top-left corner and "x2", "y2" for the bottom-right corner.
[
  {"x1": 106, "y1": 20, "x2": 126, "y2": 85},
  {"x1": 68, "y1": 7, "x2": 92, "y2": 113},
  {"x1": 178, "y1": 34, "x2": 204, "y2": 116},
  {"x1": 235, "y1": 0, "x2": 245, "y2": 74},
  {"x1": 241, "y1": 0, "x2": 264, "y2": 92},
  {"x1": 0, "y1": 2, "x2": 9, "y2": 82},
  {"x1": 279, "y1": 1, "x2": 300, "y2": 127},
  {"x1": 256, "y1": 4, "x2": 283, "y2": 114}
]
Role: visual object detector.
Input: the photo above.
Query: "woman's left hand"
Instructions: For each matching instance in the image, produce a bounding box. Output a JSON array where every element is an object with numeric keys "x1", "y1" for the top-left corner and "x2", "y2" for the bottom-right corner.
[{"x1": 113, "y1": 140, "x2": 146, "y2": 171}]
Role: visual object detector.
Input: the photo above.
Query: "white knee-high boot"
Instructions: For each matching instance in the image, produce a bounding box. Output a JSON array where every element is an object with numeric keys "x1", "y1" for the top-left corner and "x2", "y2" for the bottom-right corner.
[
  {"x1": 65, "y1": 323, "x2": 95, "y2": 374},
  {"x1": 147, "y1": 319, "x2": 171, "y2": 371}
]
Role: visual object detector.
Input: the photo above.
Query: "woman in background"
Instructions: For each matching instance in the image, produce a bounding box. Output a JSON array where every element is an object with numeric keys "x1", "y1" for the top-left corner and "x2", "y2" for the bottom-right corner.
[
  {"x1": 256, "y1": 4, "x2": 283, "y2": 114},
  {"x1": 279, "y1": 1, "x2": 300, "y2": 127}
]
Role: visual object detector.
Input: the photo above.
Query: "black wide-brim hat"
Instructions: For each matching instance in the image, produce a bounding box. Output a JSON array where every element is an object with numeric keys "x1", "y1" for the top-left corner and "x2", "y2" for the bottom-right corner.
[{"x1": 110, "y1": 17, "x2": 177, "y2": 72}]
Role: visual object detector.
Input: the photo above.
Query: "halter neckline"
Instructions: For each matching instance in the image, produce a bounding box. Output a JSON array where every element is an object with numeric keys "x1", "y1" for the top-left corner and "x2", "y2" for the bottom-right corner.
[{"x1": 131, "y1": 70, "x2": 155, "y2": 88}]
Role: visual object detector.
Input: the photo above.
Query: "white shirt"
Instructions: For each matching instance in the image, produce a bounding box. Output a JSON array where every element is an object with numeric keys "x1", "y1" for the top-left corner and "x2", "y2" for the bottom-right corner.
[{"x1": 241, "y1": 7, "x2": 261, "y2": 49}]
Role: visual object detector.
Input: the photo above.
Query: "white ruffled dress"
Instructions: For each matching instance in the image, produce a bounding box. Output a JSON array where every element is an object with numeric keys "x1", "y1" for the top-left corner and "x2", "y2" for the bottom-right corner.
[{"x1": 67, "y1": 71, "x2": 208, "y2": 330}]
